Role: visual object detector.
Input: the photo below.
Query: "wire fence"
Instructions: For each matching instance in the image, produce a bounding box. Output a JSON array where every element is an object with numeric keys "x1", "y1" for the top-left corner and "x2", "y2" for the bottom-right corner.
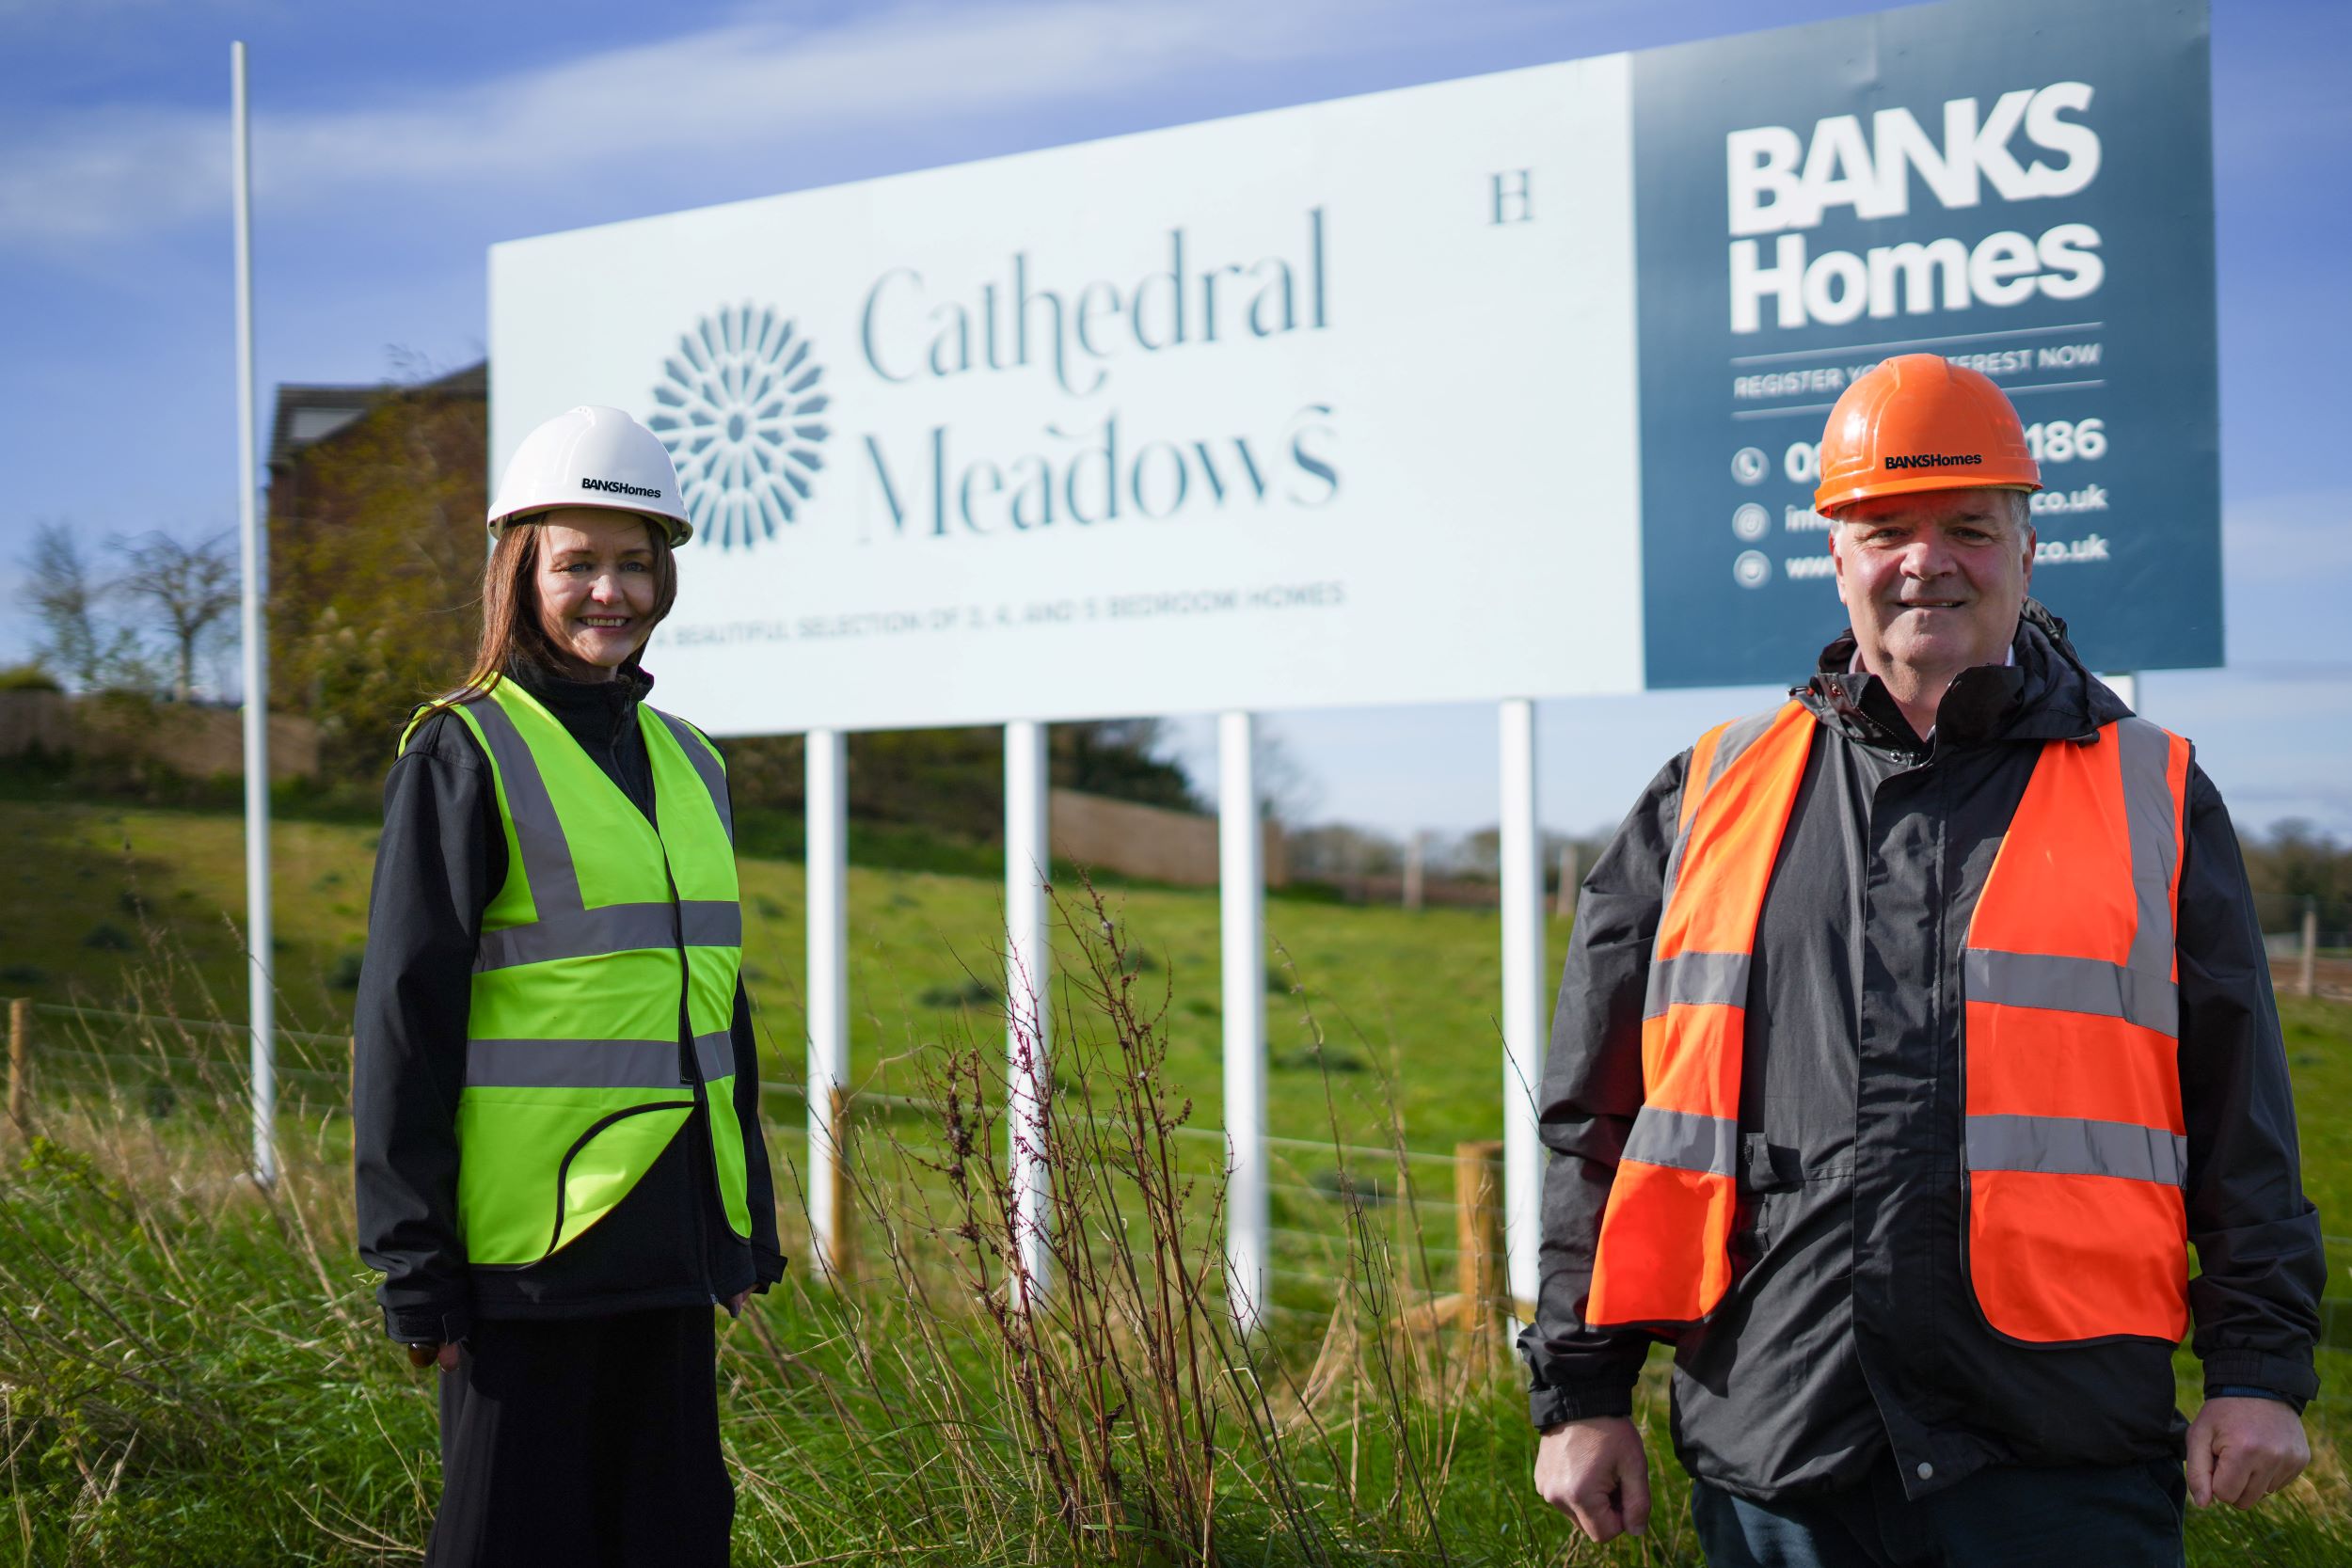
[
  {"x1": 11, "y1": 994, "x2": 2352, "y2": 1368},
  {"x1": 2, "y1": 995, "x2": 1513, "y2": 1332}
]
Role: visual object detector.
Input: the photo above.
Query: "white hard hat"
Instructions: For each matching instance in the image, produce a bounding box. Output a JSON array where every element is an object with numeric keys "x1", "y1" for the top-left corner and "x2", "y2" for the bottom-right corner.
[{"x1": 488, "y1": 405, "x2": 693, "y2": 545}]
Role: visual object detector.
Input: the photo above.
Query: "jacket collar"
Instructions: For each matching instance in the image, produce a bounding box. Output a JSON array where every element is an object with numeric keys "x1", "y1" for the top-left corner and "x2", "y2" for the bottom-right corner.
[
  {"x1": 1795, "y1": 599, "x2": 2125, "y2": 753},
  {"x1": 507, "y1": 656, "x2": 654, "y2": 753}
]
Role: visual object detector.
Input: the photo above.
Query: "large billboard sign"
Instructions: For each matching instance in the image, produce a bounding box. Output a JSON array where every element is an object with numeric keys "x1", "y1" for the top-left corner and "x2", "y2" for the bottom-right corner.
[{"x1": 489, "y1": 0, "x2": 2216, "y2": 733}]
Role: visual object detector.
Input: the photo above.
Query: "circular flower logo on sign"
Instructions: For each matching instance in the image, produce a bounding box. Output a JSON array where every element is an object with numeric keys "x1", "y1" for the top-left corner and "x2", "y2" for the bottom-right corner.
[{"x1": 647, "y1": 304, "x2": 830, "y2": 549}]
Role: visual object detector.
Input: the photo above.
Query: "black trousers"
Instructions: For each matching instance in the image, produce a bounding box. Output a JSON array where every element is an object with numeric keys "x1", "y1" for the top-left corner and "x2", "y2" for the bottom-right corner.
[
  {"x1": 1692, "y1": 1449, "x2": 2186, "y2": 1568},
  {"x1": 425, "y1": 1307, "x2": 733, "y2": 1568}
]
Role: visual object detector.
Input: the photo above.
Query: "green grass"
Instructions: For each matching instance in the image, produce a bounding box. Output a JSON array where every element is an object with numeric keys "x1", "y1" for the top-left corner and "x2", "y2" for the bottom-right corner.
[
  {"x1": 2282, "y1": 994, "x2": 2352, "y2": 1269},
  {"x1": 0, "y1": 930, "x2": 1613, "y2": 1567},
  {"x1": 4, "y1": 798, "x2": 2351, "y2": 1564},
  {"x1": 8, "y1": 988, "x2": 2352, "y2": 1566}
]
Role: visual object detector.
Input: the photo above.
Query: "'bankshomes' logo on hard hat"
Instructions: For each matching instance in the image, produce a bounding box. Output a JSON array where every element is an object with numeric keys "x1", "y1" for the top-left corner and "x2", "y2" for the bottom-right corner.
[
  {"x1": 1883, "y1": 452, "x2": 1984, "y2": 470},
  {"x1": 646, "y1": 304, "x2": 831, "y2": 550}
]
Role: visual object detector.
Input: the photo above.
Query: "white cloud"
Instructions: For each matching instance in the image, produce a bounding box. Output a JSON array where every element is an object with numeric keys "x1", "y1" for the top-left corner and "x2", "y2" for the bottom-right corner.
[
  {"x1": 0, "y1": 0, "x2": 1561, "y2": 252},
  {"x1": 0, "y1": 103, "x2": 230, "y2": 243}
]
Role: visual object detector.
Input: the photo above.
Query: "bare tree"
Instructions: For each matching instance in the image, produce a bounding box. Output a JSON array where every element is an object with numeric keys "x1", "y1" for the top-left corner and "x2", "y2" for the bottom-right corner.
[
  {"x1": 111, "y1": 529, "x2": 239, "y2": 701},
  {"x1": 1285, "y1": 821, "x2": 1405, "y2": 880},
  {"x1": 1251, "y1": 721, "x2": 1323, "y2": 827},
  {"x1": 23, "y1": 520, "x2": 151, "y2": 691}
]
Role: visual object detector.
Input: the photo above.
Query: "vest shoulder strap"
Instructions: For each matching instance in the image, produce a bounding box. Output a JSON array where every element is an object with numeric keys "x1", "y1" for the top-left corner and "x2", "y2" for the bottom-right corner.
[
  {"x1": 644, "y1": 706, "x2": 734, "y2": 843},
  {"x1": 646, "y1": 706, "x2": 724, "y2": 769},
  {"x1": 1678, "y1": 701, "x2": 1809, "y2": 832},
  {"x1": 2112, "y1": 713, "x2": 2190, "y2": 757},
  {"x1": 398, "y1": 687, "x2": 494, "y2": 757}
]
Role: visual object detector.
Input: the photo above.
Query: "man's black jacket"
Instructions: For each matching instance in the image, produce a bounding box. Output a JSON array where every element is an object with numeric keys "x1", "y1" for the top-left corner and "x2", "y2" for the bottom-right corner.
[
  {"x1": 353, "y1": 663, "x2": 787, "y2": 1346},
  {"x1": 1517, "y1": 604, "x2": 2323, "y2": 1502}
]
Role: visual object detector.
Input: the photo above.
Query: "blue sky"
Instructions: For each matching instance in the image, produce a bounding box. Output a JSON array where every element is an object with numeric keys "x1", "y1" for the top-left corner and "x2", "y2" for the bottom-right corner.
[{"x1": 5, "y1": 0, "x2": 2346, "y2": 841}]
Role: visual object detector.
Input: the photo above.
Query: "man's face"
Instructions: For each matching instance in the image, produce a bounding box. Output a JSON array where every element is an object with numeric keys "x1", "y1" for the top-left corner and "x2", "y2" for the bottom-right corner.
[{"x1": 1830, "y1": 486, "x2": 2035, "y2": 680}]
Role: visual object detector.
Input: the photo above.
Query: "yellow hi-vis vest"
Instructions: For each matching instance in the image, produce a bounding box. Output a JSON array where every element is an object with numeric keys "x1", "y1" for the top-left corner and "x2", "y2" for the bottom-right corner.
[{"x1": 405, "y1": 678, "x2": 753, "y2": 1267}]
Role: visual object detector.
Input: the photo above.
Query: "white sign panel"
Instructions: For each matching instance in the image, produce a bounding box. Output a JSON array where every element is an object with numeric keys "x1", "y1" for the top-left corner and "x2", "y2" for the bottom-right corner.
[{"x1": 491, "y1": 56, "x2": 1643, "y2": 733}]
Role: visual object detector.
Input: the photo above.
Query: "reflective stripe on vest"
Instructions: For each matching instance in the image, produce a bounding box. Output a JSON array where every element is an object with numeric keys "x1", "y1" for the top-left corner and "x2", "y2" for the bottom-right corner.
[
  {"x1": 1585, "y1": 704, "x2": 2193, "y2": 1346},
  {"x1": 1963, "y1": 715, "x2": 2192, "y2": 1344},
  {"x1": 1587, "y1": 701, "x2": 1816, "y2": 1327},
  {"x1": 407, "y1": 680, "x2": 755, "y2": 1266}
]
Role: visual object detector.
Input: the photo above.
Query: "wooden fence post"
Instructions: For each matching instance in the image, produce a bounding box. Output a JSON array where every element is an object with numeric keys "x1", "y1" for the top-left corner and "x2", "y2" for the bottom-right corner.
[
  {"x1": 2302, "y1": 900, "x2": 2320, "y2": 1000},
  {"x1": 1454, "y1": 1139, "x2": 1505, "y2": 1335},
  {"x1": 8, "y1": 997, "x2": 30, "y2": 1135}
]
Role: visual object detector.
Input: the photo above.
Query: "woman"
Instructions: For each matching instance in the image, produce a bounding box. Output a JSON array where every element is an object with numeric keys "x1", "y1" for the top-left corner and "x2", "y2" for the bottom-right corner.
[{"x1": 354, "y1": 405, "x2": 785, "y2": 1567}]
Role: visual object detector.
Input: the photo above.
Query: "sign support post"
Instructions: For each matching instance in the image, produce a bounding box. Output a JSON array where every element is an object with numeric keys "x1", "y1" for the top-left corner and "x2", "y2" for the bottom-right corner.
[
  {"x1": 1499, "y1": 698, "x2": 1544, "y2": 1313},
  {"x1": 804, "y1": 728, "x2": 850, "y2": 1277},
  {"x1": 1219, "y1": 711, "x2": 1268, "y2": 1334},
  {"x1": 230, "y1": 41, "x2": 276, "y2": 1189},
  {"x1": 1005, "y1": 721, "x2": 1052, "y2": 1307}
]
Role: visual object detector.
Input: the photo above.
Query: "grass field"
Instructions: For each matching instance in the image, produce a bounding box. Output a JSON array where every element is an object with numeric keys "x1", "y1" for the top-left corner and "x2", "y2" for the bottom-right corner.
[
  {"x1": 0, "y1": 798, "x2": 1551, "y2": 1154},
  {"x1": 4, "y1": 797, "x2": 2350, "y2": 1564}
]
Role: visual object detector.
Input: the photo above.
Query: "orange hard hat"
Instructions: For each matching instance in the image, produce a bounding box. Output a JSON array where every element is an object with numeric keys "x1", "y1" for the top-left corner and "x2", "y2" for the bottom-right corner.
[{"x1": 1813, "y1": 353, "x2": 2040, "y2": 516}]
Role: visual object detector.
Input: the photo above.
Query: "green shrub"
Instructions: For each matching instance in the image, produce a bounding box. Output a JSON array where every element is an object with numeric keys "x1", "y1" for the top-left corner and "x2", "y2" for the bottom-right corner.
[
  {"x1": 916, "y1": 975, "x2": 999, "y2": 1008},
  {"x1": 0, "y1": 664, "x2": 62, "y2": 691}
]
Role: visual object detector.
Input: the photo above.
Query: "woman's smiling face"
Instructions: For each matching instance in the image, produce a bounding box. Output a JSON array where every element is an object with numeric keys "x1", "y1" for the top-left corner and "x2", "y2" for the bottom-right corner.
[{"x1": 531, "y1": 507, "x2": 660, "y2": 678}]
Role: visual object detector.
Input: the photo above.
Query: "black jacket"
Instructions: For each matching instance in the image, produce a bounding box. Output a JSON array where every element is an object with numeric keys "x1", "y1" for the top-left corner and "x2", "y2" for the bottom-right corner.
[
  {"x1": 1517, "y1": 603, "x2": 2323, "y2": 1502},
  {"x1": 353, "y1": 664, "x2": 787, "y2": 1345}
]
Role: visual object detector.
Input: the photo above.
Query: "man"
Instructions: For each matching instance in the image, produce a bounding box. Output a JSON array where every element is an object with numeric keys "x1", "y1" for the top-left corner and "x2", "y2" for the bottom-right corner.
[{"x1": 1520, "y1": 355, "x2": 2323, "y2": 1565}]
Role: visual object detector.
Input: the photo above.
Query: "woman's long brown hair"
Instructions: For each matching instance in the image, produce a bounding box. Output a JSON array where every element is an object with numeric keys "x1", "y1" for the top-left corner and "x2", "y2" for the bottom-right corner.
[{"x1": 421, "y1": 513, "x2": 679, "y2": 718}]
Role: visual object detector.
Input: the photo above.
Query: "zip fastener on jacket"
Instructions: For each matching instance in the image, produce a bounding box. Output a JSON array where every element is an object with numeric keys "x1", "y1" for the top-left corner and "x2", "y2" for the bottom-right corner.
[{"x1": 662, "y1": 847, "x2": 724, "y2": 1306}]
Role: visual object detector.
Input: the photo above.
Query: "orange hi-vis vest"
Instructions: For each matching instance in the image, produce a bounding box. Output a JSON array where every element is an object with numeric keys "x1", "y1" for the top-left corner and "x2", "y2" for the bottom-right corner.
[{"x1": 1585, "y1": 701, "x2": 2194, "y2": 1345}]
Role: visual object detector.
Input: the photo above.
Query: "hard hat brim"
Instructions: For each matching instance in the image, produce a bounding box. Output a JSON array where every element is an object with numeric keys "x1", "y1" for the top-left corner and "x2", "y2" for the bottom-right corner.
[
  {"x1": 1814, "y1": 471, "x2": 2040, "y2": 519},
  {"x1": 488, "y1": 499, "x2": 693, "y2": 547}
]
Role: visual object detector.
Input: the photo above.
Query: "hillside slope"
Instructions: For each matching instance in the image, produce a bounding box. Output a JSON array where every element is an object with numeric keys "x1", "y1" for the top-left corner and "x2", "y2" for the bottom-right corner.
[{"x1": 0, "y1": 800, "x2": 1561, "y2": 1152}]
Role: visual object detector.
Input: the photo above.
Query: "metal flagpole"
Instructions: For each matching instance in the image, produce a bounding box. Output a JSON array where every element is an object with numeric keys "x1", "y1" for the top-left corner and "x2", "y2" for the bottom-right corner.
[
  {"x1": 1499, "y1": 698, "x2": 1544, "y2": 1312},
  {"x1": 1217, "y1": 711, "x2": 1267, "y2": 1334},
  {"x1": 804, "y1": 728, "x2": 849, "y2": 1276},
  {"x1": 231, "y1": 41, "x2": 277, "y2": 1187},
  {"x1": 1004, "y1": 721, "x2": 1052, "y2": 1306}
]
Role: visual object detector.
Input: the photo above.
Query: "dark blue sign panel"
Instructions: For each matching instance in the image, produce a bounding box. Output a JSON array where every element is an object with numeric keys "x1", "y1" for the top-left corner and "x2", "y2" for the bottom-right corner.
[{"x1": 1632, "y1": 0, "x2": 2218, "y2": 688}]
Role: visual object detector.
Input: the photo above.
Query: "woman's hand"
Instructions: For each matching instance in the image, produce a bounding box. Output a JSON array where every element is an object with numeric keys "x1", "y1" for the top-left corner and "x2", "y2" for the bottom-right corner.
[
  {"x1": 723, "y1": 1289, "x2": 754, "y2": 1318},
  {"x1": 405, "y1": 1341, "x2": 461, "y2": 1371}
]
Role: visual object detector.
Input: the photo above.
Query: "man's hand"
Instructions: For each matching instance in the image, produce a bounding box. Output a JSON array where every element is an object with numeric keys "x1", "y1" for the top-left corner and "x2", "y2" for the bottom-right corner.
[
  {"x1": 723, "y1": 1288, "x2": 754, "y2": 1318},
  {"x1": 404, "y1": 1341, "x2": 460, "y2": 1372},
  {"x1": 1534, "y1": 1416, "x2": 1651, "y2": 1544},
  {"x1": 2186, "y1": 1397, "x2": 2310, "y2": 1509}
]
